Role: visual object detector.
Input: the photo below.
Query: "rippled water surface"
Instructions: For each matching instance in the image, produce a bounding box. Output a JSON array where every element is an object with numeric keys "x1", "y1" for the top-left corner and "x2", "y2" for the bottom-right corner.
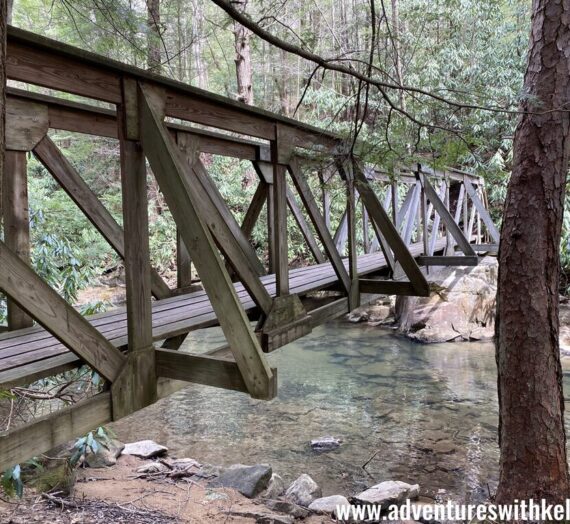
[{"x1": 110, "y1": 322, "x2": 554, "y2": 502}]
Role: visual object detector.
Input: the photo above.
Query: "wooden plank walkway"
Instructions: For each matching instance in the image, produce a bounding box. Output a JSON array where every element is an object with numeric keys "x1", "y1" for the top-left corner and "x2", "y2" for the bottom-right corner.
[{"x1": 0, "y1": 242, "x2": 437, "y2": 388}]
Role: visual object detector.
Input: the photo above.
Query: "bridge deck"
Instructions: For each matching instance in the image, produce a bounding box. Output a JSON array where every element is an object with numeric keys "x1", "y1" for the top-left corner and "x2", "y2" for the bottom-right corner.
[{"x1": 0, "y1": 245, "x2": 432, "y2": 388}]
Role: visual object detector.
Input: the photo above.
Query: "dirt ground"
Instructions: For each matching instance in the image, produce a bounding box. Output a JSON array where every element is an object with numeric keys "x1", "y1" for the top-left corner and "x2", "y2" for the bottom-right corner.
[{"x1": 0, "y1": 455, "x2": 333, "y2": 523}]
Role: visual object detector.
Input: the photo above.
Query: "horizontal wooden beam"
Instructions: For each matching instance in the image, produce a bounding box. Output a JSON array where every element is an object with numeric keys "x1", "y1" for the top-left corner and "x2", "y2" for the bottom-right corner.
[
  {"x1": 156, "y1": 349, "x2": 252, "y2": 393},
  {"x1": 307, "y1": 297, "x2": 349, "y2": 327},
  {"x1": 417, "y1": 255, "x2": 479, "y2": 266},
  {"x1": 7, "y1": 26, "x2": 339, "y2": 148},
  {"x1": 0, "y1": 392, "x2": 112, "y2": 472},
  {"x1": 358, "y1": 279, "x2": 419, "y2": 296}
]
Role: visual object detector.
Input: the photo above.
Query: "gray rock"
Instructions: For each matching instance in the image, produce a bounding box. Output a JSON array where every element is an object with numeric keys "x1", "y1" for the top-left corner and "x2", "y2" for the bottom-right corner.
[
  {"x1": 84, "y1": 439, "x2": 124, "y2": 468},
  {"x1": 214, "y1": 464, "x2": 272, "y2": 498},
  {"x1": 261, "y1": 473, "x2": 286, "y2": 499},
  {"x1": 285, "y1": 474, "x2": 322, "y2": 507},
  {"x1": 168, "y1": 457, "x2": 201, "y2": 473},
  {"x1": 309, "y1": 495, "x2": 350, "y2": 515},
  {"x1": 264, "y1": 499, "x2": 309, "y2": 518},
  {"x1": 310, "y1": 436, "x2": 341, "y2": 451},
  {"x1": 354, "y1": 480, "x2": 419, "y2": 508},
  {"x1": 122, "y1": 440, "x2": 168, "y2": 459}
]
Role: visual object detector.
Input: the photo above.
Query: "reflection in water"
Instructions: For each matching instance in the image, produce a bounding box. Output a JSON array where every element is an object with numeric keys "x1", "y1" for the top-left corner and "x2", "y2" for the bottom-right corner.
[{"x1": 111, "y1": 322, "x2": 542, "y2": 502}]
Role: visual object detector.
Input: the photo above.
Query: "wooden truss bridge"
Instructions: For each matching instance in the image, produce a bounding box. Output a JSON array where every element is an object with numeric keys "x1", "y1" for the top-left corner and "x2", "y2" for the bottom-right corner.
[{"x1": 0, "y1": 27, "x2": 499, "y2": 470}]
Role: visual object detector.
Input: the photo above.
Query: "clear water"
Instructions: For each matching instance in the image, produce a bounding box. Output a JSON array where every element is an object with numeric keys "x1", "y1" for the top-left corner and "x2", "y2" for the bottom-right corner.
[{"x1": 111, "y1": 322, "x2": 567, "y2": 503}]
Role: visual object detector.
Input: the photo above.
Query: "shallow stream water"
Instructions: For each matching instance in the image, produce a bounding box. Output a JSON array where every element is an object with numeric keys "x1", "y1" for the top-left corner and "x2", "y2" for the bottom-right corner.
[{"x1": 111, "y1": 322, "x2": 569, "y2": 503}]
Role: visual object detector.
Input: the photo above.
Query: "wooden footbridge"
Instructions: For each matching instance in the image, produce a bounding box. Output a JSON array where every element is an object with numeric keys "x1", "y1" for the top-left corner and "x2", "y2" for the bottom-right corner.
[{"x1": 0, "y1": 27, "x2": 499, "y2": 470}]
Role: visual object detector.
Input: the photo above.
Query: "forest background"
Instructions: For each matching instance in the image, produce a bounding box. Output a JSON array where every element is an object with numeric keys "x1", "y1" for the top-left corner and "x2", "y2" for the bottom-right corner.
[{"x1": 1, "y1": 0, "x2": 536, "y2": 320}]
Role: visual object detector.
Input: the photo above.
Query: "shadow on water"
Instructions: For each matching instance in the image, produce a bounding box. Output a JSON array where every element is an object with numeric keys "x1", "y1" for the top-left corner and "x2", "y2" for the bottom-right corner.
[{"x1": 111, "y1": 321, "x2": 569, "y2": 502}]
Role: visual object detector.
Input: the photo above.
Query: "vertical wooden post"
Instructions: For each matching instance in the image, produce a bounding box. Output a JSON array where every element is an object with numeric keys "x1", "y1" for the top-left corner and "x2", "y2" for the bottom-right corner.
[
  {"x1": 347, "y1": 166, "x2": 359, "y2": 310},
  {"x1": 111, "y1": 81, "x2": 156, "y2": 419},
  {"x1": 318, "y1": 169, "x2": 331, "y2": 229},
  {"x1": 391, "y1": 180, "x2": 398, "y2": 226},
  {"x1": 273, "y1": 164, "x2": 288, "y2": 295},
  {"x1": 463, "y1": 179, "x2": 469, "y2": 237},
  {"x1": 266, "y1": 179, "x2": 276, "y2": 274},
  {"x1": 421, "y1": 185, "x2": 428, "y2": 256},
  {"x1": 445, "y1": 177, "x2": 454, "y2": 255},
  {"x1": 362, "y1": 201, "x2": 369, "y2": 254},
  {"x1": 3, "y1": 151, "x2": 33, "y2": 330},
  {"x1": 177, "y1": 230, "x2": 192, "y2": 289}
]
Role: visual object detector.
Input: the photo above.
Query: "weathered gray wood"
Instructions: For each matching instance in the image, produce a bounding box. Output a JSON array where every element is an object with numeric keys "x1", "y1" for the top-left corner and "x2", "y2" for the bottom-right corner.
[
  {"x1": 2, "y1": 151, "x2": 33, "y2": 330},
  {"x1": 33, "y1": 136, "x2": 171, "y2": 299},
  {"x1": 0, "y1": 392, "x2": 112, "y2": 472},
  {"x1": 5, "y1": 97, "x2": 48, "y2": 151},
  {"x1": 111, "y1": 100, "x2": 156, "y2": 420},
  {"x1": 454, "y1": 183, "x2": 465, "y2": 224},
  {"x1": 353, "y1": 164, "x2": 429, "y2": 296},
  {"x1": 0, "y1": 240, "x2": 125, "y2": 381},
  {"x1": 308, "y1": 297, "x2": 349, "y2": 327},
  {"x1": 273, "y1": 164, "x2": 289, "y2": 295},
  {"x1": 333, "y1": 209, "x2": 349, "y2": 255},
  {"x1": 396, "y1": 184, "x2": 415, "y2": 231},
  {"x1": 288, "y1": 159, "x2": 351, "y2": 293},
  {"x1": 358, "y1": 279, "x2": 418, "y2": 296},
  {"x1": 156, "y1": 349, "x2": 249, "y2": 393},
  {"x1": 286, "y1": 187, "x2": 325, "y2": 264},
  {"x1": 177, "y1": 230, "x2": 192, "y2": 289},
  {"x1": 362, "y1": 202, "x2": 370, "y2": 254},
  {"x1": 175, "y1": 147, "x2": 272, "y2": 314},
  {"x1": 191, "y1": 155, "x2": 266, "y2": 276},
  {"x1": 428, "y1": 182, "x2": 448, "y2": 256},
  {"x1": 417, "y1": 255, "x2": 478, "y2": 266},
  {"x1": 402, "y1": 182, "x2": 421, "y2": 246},
  {"x1": 242, "y1": 182, "x2": 267, "y2": 239},
  {"x1": 138, "y1": 83, "x2": 275, "y2": 400},
  {"x1": 419, "y1": 173, "x2": 476, "y2": 257},
  {"x1": 463, "y1": 177, "x2": 500, "y2": 244},
  {"x1": 347, "y1": 172, "x2": 360, "y2": 310}
]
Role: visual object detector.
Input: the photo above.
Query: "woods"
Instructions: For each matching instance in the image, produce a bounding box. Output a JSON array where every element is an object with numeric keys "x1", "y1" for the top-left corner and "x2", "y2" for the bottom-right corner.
[{"x1": 1, "y1": 0, "x2": 570, "y2": 519}]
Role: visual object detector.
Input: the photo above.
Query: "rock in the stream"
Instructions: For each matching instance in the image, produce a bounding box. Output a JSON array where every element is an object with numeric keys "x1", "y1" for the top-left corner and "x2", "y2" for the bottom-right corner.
[
  {"x1": 395, "y1": 257, "x2": 497, "y2": 343},
  {"x1": 310, "y1": 436, "x2": 341, "y2": 451},
  {"x1": 84, "y1": 439, "x2": 124, "y2": 468},
  {"x1": 214, "y1": 464, "x2": 272, "y2": 498},
  {"x1": 354, "y1": 480, "x2": 419, "y2": 508},
  {"x1": 122, "y1": 440, "x2": 168, "y2": 459},
  {"x1": 285, "y1": 474, "x2": 322, "y2": 507},
  {"x1": 309, "y1": 495, "x2": 350, "y2": 515},
  {"x1": 347, "y1": 310, "x2": 369, "y2": 323},
  {"x1": 261, "y1": 473, "x2": 286, "y2": 499},
  {"x1": 264, "y1": 499, "x2": 309, "y2": 518}
]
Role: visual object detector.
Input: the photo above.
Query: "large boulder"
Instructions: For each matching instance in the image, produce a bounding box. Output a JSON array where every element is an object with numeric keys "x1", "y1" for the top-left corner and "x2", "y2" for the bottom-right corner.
[
  {"x1": 214, "y1": 464, "x2": 272, "y2": 498},
  {"x1": 395, "y1": 257, "x2": 497, "y2": 343},
  {"x1": 309, "y1": 495, "x2": 350, "y2": 515}
]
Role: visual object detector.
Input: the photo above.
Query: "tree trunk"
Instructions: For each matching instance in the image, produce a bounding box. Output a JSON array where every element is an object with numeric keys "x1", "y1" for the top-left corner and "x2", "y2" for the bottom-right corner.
[
  {"x1": 6, "y1": 0, "x2": 11, "y2": 24},
  {"x1": 1, "y1": 0, "x2": 6, "y2": 214},
  {"x1": 146, "y1": 0, "x2": 161, "y2": 73},
  {"x1": 191, "y1": 0, "x2": 208, "y2": 89},
  {"x1": 390, "y1": 0, "x2": 405, "y2": 111},
  {"x1": 233, "y1": 0, "x2": 253, "y2": 105},
  {"x1": 496, "y1": 0, "x2": 570, "y2": 504}
]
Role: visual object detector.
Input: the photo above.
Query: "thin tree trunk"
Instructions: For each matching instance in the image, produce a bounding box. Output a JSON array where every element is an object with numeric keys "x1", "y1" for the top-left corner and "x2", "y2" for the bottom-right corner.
[
  {"x1": 6, "y1": 0, "x2": 11, "y2": 24},
  {"x1": 146, "y1": 0, "x2": 161, "y2": 73},
  {"x1": 390, "y1": 0, "x2": 405, "y2": 111},
  {"x1": 496, "y1": 0, "x2": 570, "y2": 504},
  {"x1": 233, "y1": 0, "x2": 253, "y2": 105},
  {"x1": 191, "y1": 0, "x2": 208, "y2": 89}
]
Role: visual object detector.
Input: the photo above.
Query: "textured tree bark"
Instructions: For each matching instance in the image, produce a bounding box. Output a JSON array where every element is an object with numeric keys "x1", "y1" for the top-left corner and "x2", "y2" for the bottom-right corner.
[
  {"x1": 496, "y1": 0, "x2": 570, "y2": 504},
  {"x1": 233, "y1": 0, "x2": 253, "y2": 105},
  {"x1": 191, "y1": 0, "x2": 208, "y2": 89},
  {"x1": 146, "y1": 0, "x2": 161, "y2": 73},
  {"x1": 0, "y1": 0, "x2": 6, "y2": 219}
]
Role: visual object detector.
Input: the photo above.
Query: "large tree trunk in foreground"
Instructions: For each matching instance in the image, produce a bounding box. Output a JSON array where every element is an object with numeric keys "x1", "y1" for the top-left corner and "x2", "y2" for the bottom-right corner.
[
  {"x1": 233, "y1": 0, "x2": 253, "y2": 105},
  {"x1": 1, "y1": 0, "x2": 6, "y2": 214},
  {"x1": 496, "y1": 0, "x2": 570, "y2": 503}
]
